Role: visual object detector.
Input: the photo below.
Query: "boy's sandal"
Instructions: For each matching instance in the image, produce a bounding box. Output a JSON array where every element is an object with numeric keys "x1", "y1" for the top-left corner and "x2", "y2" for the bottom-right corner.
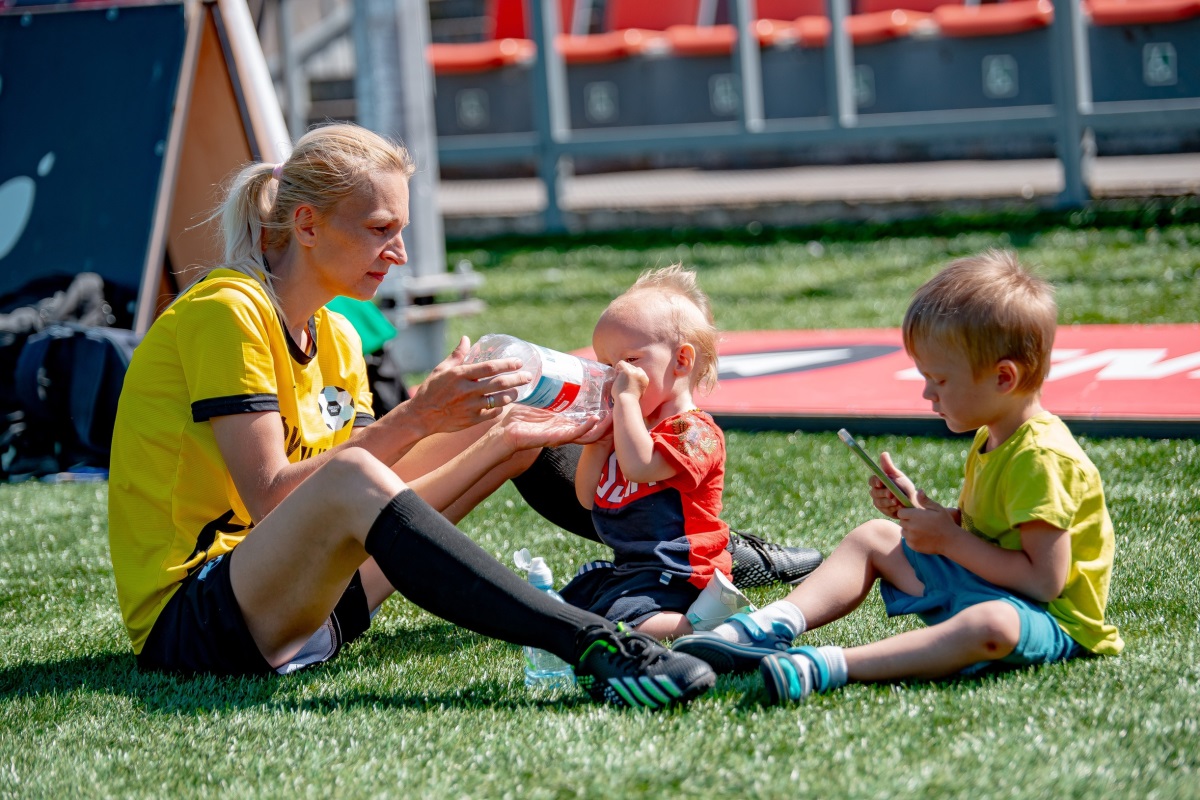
[
  {"x1": 671, "y1": 613, "x2": 793, "y2": 674},
  {"x1": 760, "y1": 646, "x2": 830, "y2": 705},
  {"x1": 787, "y1": 645, "x2": 833, "y2": 692}
]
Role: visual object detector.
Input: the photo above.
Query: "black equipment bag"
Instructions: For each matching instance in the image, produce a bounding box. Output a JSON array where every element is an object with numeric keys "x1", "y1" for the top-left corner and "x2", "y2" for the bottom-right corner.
[{"x1": 15, "y1": 323, "x2": 140, "y2": 460}]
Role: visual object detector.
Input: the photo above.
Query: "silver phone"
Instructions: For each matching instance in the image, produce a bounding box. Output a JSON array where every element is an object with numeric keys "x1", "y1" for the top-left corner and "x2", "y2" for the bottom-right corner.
[{"x1": 837, "y1": 429, "x2": 914, "y2": 508}]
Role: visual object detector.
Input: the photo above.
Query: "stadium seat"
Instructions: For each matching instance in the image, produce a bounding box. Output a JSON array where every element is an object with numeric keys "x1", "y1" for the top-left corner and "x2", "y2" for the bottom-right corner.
[
  {"x1": 1085, "y1": 0, "x2": 1200, "y2": 102},
  {"x1": 932, "y1": 0, "x2": 1053, "y2": 37},
  {"x1": 551, "y1": 1, "x2": 700, "y2": 127},
  {"x1": 757, "y1": 0, "x2": 940, "y2": 120},
  {"x1": 428, "y1": 0, "x2": 576, "y2": 75},
  {"x1": 427, "y1": 0, "x2": 577, "y2": 137},
  {"x1": 1087, "y1": 0, "x2": 1200, "y2": 25},
  {"x1": 837, "y1": 0, "x2": 1056, "y2": 115}
]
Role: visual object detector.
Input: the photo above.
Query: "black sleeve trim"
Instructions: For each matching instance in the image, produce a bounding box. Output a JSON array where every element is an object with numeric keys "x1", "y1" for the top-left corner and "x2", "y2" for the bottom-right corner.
[
  {"x1": 353, "y1": 412, "x2": 376, "y2": 428},
  {"x1": 192, "y1": 394, "x2": 280, "y2": 422}
]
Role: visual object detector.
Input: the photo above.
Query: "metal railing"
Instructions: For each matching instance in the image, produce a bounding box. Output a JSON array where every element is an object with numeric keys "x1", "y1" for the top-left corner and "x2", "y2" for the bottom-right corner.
[{"x1": 435, "y1": 0, "x2": 1200, "y2": 232}]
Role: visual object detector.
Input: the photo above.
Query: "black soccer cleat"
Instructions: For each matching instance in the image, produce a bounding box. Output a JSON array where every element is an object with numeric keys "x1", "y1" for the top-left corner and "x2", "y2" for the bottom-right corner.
[
  {"x1": 728, "y1": 530, "x2": 824, "y2": 589},
  {"x1": 575, "y1": 625, "x2": 716, "y2": 710}
]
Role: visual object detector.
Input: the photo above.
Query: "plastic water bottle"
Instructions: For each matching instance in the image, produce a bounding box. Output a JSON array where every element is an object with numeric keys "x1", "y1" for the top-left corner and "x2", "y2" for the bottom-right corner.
[
  {"x1": 514, "y1": 549, "x2": 576, "y2": 690},
  {"x1": 465, "y1": 334, "x2": 614, "y2": 421}
]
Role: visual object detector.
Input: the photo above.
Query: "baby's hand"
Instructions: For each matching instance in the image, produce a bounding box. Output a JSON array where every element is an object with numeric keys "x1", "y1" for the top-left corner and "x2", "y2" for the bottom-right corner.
[
  {"x1": 869, "y1": 451, "x2": 918, "y2": 519},
  {"x1": 611, "y1": 361, "x2": 649, "y2": 399}
]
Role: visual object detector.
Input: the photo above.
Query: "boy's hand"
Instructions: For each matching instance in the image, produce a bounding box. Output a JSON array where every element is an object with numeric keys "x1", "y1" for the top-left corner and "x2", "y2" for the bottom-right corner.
[
  {"x1": 895, "y1": 491, "x2": 962, "y2": 554},
  {"x1": 869, "y1": 452, "x2": 918, "y2": 519},
  {"x1": 611, "y1": 361, "x2": 649, "y2": 401}
]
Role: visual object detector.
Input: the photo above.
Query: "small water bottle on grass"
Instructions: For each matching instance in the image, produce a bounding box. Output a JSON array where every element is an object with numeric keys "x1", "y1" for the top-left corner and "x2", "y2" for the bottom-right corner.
[
  {"x1": 466, "y1": 334, "x2": 614, "y2": 421},
  {"x1": 514, "y1": 548, "x2": 576, "y2": 690}
]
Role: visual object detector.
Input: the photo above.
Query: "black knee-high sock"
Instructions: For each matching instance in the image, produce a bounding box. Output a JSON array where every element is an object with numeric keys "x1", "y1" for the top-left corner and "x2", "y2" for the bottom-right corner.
[
  {"x1": 364, "y1": 490, "x2": 613, "y2": 663},
  {"x1": 510, "y1": 444, "x2": 601, "y2": 543}
]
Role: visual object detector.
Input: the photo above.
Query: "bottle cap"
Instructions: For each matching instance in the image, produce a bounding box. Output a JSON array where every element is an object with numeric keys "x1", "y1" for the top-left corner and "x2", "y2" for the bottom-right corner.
[{"x1": 514, "y1": 548, "x2": 553, "y2": 589}]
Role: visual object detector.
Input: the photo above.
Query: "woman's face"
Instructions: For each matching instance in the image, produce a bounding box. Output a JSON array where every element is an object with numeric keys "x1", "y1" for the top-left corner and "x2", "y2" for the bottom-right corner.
[{"x1": 309, "y1": 170, "x2": 410, "y2": 301}]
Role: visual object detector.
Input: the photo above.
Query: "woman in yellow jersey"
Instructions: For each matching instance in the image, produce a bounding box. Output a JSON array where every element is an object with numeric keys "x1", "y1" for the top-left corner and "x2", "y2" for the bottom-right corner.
[{"x1": 106, "y1": 123, "x2": 716, "y2": 710}]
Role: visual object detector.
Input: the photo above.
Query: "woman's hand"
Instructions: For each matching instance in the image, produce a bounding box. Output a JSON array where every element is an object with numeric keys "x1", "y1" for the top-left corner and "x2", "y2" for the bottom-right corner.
[
  {"x1": 400, "y1": 336, "x2": 531, "y2": 434},
  {"x1": 494, "y1": 404, "x2": 602, "y2": 452},
  {"x1": 575, "y1": 412, "x2": 614, "y2": 446}
]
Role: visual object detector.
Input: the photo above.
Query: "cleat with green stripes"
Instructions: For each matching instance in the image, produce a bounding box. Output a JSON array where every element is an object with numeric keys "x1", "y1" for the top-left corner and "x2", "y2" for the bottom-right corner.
[{"x1": 575, "y1": 624, "x2": 715, "y2": 711}]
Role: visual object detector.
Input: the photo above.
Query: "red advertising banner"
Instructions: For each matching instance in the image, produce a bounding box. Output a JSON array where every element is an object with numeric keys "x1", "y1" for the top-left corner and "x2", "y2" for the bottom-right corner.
[{"x1": 583, "y1": 324, "x2": 1200, "y2": 436}]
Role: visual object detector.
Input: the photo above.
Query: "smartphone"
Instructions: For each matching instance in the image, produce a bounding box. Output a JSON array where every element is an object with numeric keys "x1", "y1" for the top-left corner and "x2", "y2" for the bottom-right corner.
[{"x1": 837, "y1": 428, "x2": 914, "y2": 508}]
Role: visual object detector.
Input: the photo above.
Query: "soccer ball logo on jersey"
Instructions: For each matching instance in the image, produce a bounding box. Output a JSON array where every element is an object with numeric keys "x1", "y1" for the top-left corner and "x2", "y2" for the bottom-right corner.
[{"x1": 318, "y1": 386, "x2": 355, "y2": 431}]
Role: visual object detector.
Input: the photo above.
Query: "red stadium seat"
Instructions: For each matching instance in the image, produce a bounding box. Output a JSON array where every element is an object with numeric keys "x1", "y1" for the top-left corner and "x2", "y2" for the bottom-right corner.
[
  {"x1": 856, "y1": 0, "x2": 959, "y2": 13},
  {"x1": 753, "y1": 0, "x2": 940, "y2": 48},
  {"x1": 555, "y1": 0, "x2": 696, "y2": 63},
  {"x1": 427, "y1": 38, "x2": 536, "y2": 75},
  {"x1": 933, "y1": 0, "x2": 1054, "y2": 38},
  {"x1": 428, "y1": 0, "x2": 575, "y2": 75},
  {"x1": 789, "y1": 8, "x2": 934, "y2": 46},
  {"x1": 556, "y1": 28, "x2": 669, "y2": 63},
  {"x1": 1086, "y1": 0, "x2": 1200, "y2": 25},
  {"x1": 488, "y1": 0, "x2": 582, "y2": 38},
  {"x1": 606, "y1": 0, "x2": 704, "y2": 30}
]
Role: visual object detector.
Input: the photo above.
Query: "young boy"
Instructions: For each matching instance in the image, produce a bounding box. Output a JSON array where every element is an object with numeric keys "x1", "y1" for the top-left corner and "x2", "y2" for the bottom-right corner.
[
  {"x1": 560, "y1": 265, "x2": 752, "y2": 641},
  {"x1": 673, "y1": 249, "x2": 1124, "y2": 702}
]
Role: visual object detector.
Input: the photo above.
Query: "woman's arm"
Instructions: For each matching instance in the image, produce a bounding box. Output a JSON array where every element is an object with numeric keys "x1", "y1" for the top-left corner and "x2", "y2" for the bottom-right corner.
[
  {"x1": 216, "y1": 403, "x2": 602, "y2": 524},
  {"x1": 212, "y1": 410, "x2": 335, "y2": 523},
  {"x1": 212, "y1": 336, "x2": 573, "y2": 523}
]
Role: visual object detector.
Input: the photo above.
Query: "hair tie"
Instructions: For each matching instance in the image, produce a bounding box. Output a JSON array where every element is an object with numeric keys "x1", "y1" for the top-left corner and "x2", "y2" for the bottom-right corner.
[{"x1": 271, "y1": 162, "x2": 284, "y2": 181}]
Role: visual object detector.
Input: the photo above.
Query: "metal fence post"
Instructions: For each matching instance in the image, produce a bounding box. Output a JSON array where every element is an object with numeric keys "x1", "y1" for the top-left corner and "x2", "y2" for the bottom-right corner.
[
  {"x1": 825, "y1": 0, "x2": 857, "y2": 129},
  {"x1": 352, "y1": 0, "x2": 451, "y2": 371},
  {"x1": 1050, "y1": 0, "x2": 1091, "y2": 207},
  {"x1": 528, "y1": 0, "x2": 569, "y2": 233},
  {"x1": 277, "y1": 0, "x2": 308, "y2": 139},
  {"x1": 732, "y1": 0, "x2": 764, "y2": 133}
]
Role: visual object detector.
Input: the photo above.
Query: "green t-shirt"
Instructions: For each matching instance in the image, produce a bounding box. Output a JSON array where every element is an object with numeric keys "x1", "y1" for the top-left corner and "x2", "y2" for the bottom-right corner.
[{"x1": 960, "y1": 412, "x2": 1123, "y2": 655}]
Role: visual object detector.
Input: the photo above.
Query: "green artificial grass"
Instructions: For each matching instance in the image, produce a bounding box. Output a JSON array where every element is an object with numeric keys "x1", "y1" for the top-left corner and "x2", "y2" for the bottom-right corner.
[{"x1": 2, "y1": 211, "x2": 1198, "y2": 798}]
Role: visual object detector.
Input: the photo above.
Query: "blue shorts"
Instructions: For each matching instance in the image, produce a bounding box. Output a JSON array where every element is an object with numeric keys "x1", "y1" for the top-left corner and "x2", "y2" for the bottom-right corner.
[
  {"x1": 560, "y1": 562, "x2": 700, "y2": 626},
  {"x1": 880, "y1": 541, "x2": 1086, "y2": 676}
]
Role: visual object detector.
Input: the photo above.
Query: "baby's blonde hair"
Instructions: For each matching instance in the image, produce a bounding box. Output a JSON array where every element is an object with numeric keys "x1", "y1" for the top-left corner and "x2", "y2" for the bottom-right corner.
[
  {"x1": 618, "y1": 264, "x2": 720, "y2": 393},
  {"x1": 903, "y1": 249, "x2": 1056, "y2": 393},
  {"x1": 212, "y1": 123, "x2": 416, "y2": 309}
]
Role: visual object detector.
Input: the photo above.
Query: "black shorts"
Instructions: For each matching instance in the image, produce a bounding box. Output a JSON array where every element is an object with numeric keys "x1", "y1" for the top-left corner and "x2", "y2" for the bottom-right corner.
[
  {"x1": 559, "y1": 563, "x2": 701, "y2": 626},
  {"x1": 137, "y1": 548, "x2": 371, "y2": 677}
]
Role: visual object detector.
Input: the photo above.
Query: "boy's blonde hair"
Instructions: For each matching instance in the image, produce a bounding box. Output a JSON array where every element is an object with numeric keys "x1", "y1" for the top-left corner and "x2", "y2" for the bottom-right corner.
[
  {"x1": 903, "y1": 249, "x2": 1056, "y2": 394},
  {"x1": 619, "y1": 264, "x2": 720, "y2": 393},
  {"x1": 212, "y1": 123, "x2": 416, "y2": 312}
]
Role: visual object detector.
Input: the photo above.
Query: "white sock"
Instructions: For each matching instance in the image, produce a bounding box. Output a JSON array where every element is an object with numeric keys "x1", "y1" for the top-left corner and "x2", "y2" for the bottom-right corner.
[
  {"x1": 763, "y1": 601, "x2": 807, "y2": 637},
  {"x1": 711, "y1": 601, "x2": 807, "y2": 643},
  {"x1": 816, "y1": 645, "x2": 849, "y2": 690}
]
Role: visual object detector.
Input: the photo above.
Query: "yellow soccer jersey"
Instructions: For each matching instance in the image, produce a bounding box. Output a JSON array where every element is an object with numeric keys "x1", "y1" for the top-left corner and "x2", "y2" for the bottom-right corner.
[
  {"x1": 959, "y1": 412, "x2": 1123, "y2": 655},
  {"x1": 108, "y1": 269, "x2": 374, "y2": 653}
]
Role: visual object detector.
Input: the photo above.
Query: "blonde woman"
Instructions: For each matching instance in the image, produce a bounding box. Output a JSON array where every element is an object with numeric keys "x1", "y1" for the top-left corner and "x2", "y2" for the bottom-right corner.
[{"x1": 107, "y1": 123, "x2": 714, "y2": 709}]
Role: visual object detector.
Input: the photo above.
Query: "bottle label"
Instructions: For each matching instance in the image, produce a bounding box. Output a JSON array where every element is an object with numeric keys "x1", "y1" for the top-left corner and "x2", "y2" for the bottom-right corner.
[{"x1": 523, "y1": 345, "x2": 583, "y2": 412}]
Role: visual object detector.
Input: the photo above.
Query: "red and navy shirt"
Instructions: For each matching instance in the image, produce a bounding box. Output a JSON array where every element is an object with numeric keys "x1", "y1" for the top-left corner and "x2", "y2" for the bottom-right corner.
[{"x1": 591, "y1": 410, "x2": 732, "y2": 589}]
